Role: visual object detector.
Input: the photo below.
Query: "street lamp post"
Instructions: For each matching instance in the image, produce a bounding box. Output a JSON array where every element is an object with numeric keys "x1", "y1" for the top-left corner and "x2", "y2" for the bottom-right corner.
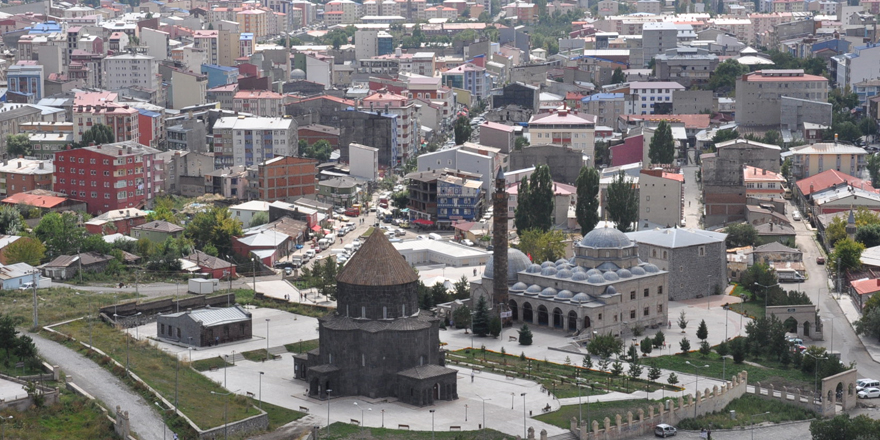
[
  {"x1": 259, "y1": 371, "x2": 264, "y2": 409},
  {"x1": 511, "y1": 392, "x2": 514, "y2": 409},
  {"x1": 750, "y1": 411, "x2": 771, "y2": 440},
  {"x1": 381, "y1": 409, "x2": 385, "y2": 428},
  {"x1": 210, "y1": 389, "x2": 239, "y2": 440},
  {"x1": 326, "y1": 389, "x2": 332, "y2": 434},
  {"x1": 823, "y1": 318, "x2": 834, "y2": 354},
  {"x1": 753, "y1": 282, "x2": 779, "y2": 317},
  {"x1": 353, "y1": 402, "x2": 371, "y2": 426},
  {"x1": 685, "y1": 361, "x2": 710, "y2": 417},
  {"x1": 465, "y1": 404, "x2": 468, "y2": 422},
  {"x1": 805, "y1": 352, "x2": 827, "y2": 399},
  {"x1": 252, "y1": 257, "x2": 257, "y2": 292},
  {"x1": 155, "y1": 402, "x2": 173, "y2": 440},
  {"x1": 31, "y1": 270, "x2": 38, "y2": 329},
  {"x1": 224, "y1": 355, "x2": 229, "y2": 388},
  {"x1": 265, "y1": 319, "x2": 271, "y2": 361},
  {"x1": 1, "y1": 415, "x2": 12, "y2": 440},
  {"x1": 477, "y1": 395, "x2": 491, "y2": 429},
  {"x1": 521, "y1": 393, "x2": 527, "y2": 438},
  {"x1": 430, "y1": 409, "x2": 436, "y2": 440}
]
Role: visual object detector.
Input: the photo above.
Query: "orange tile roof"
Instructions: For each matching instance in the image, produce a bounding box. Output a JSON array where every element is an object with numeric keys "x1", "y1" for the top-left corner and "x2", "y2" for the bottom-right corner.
[
  {"x1": 795, "y1": 169, "x2": 876, "y2": 196},
  {"x1": 2, "y1": 193, "x2": 67, "y2": 208},
  {"x1": 851, "y1": 278, "x2": 880, "y2": 295}
]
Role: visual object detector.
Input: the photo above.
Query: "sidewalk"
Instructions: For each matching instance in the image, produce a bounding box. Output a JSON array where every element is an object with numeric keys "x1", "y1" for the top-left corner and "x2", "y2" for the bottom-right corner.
[{"x1": 829, "y1": 278, "x2": 880, "y2": 364}]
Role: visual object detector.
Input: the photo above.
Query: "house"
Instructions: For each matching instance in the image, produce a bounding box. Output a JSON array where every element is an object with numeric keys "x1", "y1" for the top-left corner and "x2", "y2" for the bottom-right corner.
[
  {"x1": 2, "y1": 190, "x2": 87, "y2": 214},
  {"x1": 752, "y1": 241, "x2": 802, "y2": 265},
  {"x1": 230, "y1": 200, "x2": 270, "y2": 227},
  {"x1": 182, "y1": 251, "x2": 236, "y2": 279},
  {"x1": 156, "y1": 305, "x2": 252, "y2": 347},
  {"x1": 317, "y1": 177, "x2": 362, "y2": 208},
  {"x1": 850, "y1": 278, "x2": 880, "y2": 311},
  {"x1": 40, "y1": 252, "x2": 114, "y2": 280},
  {"x1": 232, "y1": 230, "x2": 290, "y2": 266},
  {"x1": 0, "y1": 262, "x2": 48, "y2": 290},
  {"x1": 131, "y1": 221, "x2": 184, "y2": 243},
  {"x1": 84, "y1": 208, "x2": 149, "y2": 235},
  {"x1": 793, "y1": 169, "x2": 877, "y2": 216},
  {"x1": 243, "y1": 217, "x2": 309, "y2": 252},
  {"x1": 754, "y1": 221, "x2": 797, "y2": 244},
  {"x1": 788, "y1": 141, "x2": 868, "y2": 180}
]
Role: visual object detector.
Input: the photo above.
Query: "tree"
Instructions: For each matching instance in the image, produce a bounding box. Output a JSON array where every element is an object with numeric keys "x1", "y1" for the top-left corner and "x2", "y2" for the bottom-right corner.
[
  {"x1": 318, "y1": 257, "x2": 339, "y2": 300},
  {"x1": 711, "y1": 128, "x2": 739, "y2": 146},
  {"x1": 0, "y1": 315, "x2": 18, "y2": 359},
  {"x1": 781, "y1": 158, "x2": 792, "y2": 180},
  {"x1": 249, "y1": 212, "x2": 269, "y2": 227},
  {"x1": 472, "y1": 296, "x2": 491, "y2": 336},
  {"x1": 587, "y1": 332, "x2": 623, "y2": 359},
  {"x1": 810, "y1": 414, "x2": 880, "y2": 440},
  {"x1": 647, "y1": 363, "x2": 662, "y2": 381},
  {"x1": 648, "y1": 121, "x2": 675, "y2": 165},
  {"x1": 628, "y1": 361, "x2": 643, "y2": 380},
  {"x1": 453, "y1": 305, "x2": 472, "y2": 329},
  {"x1": 77, "y1": 123, "x2": 114, "y2": 148},
  {"x1": 453, "y1": 275, "x2": 470, "y2": 300},
  {"x1": 6, "y1": 134, "x2": 31, "y2": 157},
  {"x1": 430, "y1": 282, "x2": 450, "y2": 305},
  {"x1": 679, "y1": 337, "x2": 691, "y2": 355},
  {"x1": 583, "y1": 355, "x2": 593, "y2": 369},
  {"x1": 707, "y1": 59, "x2": 748, "y2": 91},
  {"x1": 740, "y1": 263, "x2": 780, "y2": 303},
  {"x1": 14, "y1": 335, "x2": 37, "y2": 369},
  {"x1": 514, "y1": 164, "x2": 554, "y2": 232},
  {"x1": 860, "y1": 118, "x2": 879, "y2": 143},
  {"x1": 725, "y1": 223, "x2": 758, "y2": 248},
  {"x1": 516, "y1": 229, "x2": 566, "y2": 263},
  {"x1": 575, "y1": 166, "x2": 600, "y2": 235},
  {"x1": 627, "y1": 343, "x2": 640, "y2": 363},
  {"x1": 605, "y1": 171, "x2": 638, "y2": 232},
  {"x1": 652, "y1": 330, "x2": 665, "y2": 348},
  {"x1": 594, "y1": 140, "x2": 610, "y2": 166},
  {"x1": 34, "y1": 212, "x2": 85, "y2": 258},
  {"x1": 730, "y1": 337, "x2": 747, "y2": 363},
  {"x1": 185, "y1": 207, "x2": 243, "y2": 257},
  {"x1": 869, "y1": 154, "x2": 880, "y2": 188},
  {"x1": 489, "y1": 316, "x2": 502, "y2": 337},
  {"x1": 610, "y1": 360, "x2": 624, "y2": 377},
  {"x1": 696, "y1": 319, "x2": 708, "y2": 341},
  {"x1": 667, "y1": 372, "x2": 679, "y2": 386},
  {"x1": 391, "y1": 190, "x2": 409, "y2": 209},
  {"x1": 826, "y1": 208, "x2": 880, "y2": 245},
  {"x1": 514, "y1": 136, "x2": 529, "y2": 150},
  {"x1": 855, "y1": 307, "x2": 880, "y2": 341},
  {"x1": 716, "y1": 340, "x2": 729, "y2": 357},
  {"x1": 4, "y1": 237, "x2": 45, "y2": 266},
  {"x1": 856, "y1": 223, "x2": 880, "y2": 248},
  {"x1": 0, "y1": 205, "x2": 23, "y2": 235},
  {"x1": 610, "y1": 67, "x2": 625, "y2": 85},
  {"x1": 146, "y1": 196, "x2": 181, "y2": 225},
  {"x1": 518, "y1": 324, "x2": 533, "y2": 345},
  {"x1": 677, "y1": 310, "x2": 689, "y2": 333},
  {"x1": 301, "y1": 140, "x2": 333, "y2": 162},
  {"x1": 640, "y1": 337, "x2": 653, "y2": 356},
  {"x1": 454, "y1": 115, "x2": 472, "y2": 145},
  {"x1": 699, "y1": 340, "x2": 711, "y2": 357},
  {"x1": 864, "y1": 293, "x2": 880, "y2": 315},
  {"x1": 830, "y1": 238, "x2": 865, "y2": 273}
]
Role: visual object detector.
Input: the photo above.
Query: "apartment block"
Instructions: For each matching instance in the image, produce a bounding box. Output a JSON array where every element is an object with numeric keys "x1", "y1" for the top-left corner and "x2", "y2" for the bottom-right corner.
[
  {"x1": 255, "y1": 155, "x2": 317, "y2": 202},
  {"x1": 73, "y1": 92, "x2": 140, "y2": 144},
  {"x1": 53, "y1": 141, "x2": 160, "y2": 215},
  {"x1": 0, "y1": 159, "x2": 54, "y2": 198},
  {"x1": 528, "y1": 109, "x2": 597, "y2": 164},
  {"x1": 212, "y1": 116, "x2": 298, "y2": 168},
  {"x1": 638, "y1": 168, "x2": 683, "y2": 229},
  {"x1": 735, "y1": 69, "x2": 828, "y2": 127},
  {"x1": 104, "y1": 53, "x2": 161, "y2": 93},
  {"x1": 233, "y1": 90, "x2": 286, "y2": 117},
  {"x1": 362, "y1": 91, "x2": 419, "y2": 165}
]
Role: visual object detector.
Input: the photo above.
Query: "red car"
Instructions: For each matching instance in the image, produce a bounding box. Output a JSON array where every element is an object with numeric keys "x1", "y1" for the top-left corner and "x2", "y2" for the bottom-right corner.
[{"x1": 817, "y1": 256, "x2": 826, "y2": 265}]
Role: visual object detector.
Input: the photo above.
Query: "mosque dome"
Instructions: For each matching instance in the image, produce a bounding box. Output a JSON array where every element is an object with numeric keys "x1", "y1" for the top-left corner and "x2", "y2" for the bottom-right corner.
[
  {"x1": 644, "y1": 264, "x2": 660, "y2": 273},
  {"x1": 617, "y1": 269, "x2": 632, "y2": 279},
  {"x1": 484, "y1": 248, "x2": 533, "y2": 283},
  {"x1": 572, "y1": 292, "x2": 590, "y2": 303},
  {"x1": 539, "y1": 287, "x2": 557, "y2": 298},
  {"x1": 510, "y1": 282, "x2": 528, "y2": 293},
  {"x1": 525, "y1": 284, "x2": 542, "y2": 295},
  {"x1": 556, "y1": 269, "x2": 573, "y2": 279},
  {"x1": 580, "y1": 227, "x2": 632, "y2": 248},
  {"x1": 555, "y1": 290, "x2": 573, "y2": 301},
  {"x1": 631, "y1": 266, "x2": 646, "y2": 276}
]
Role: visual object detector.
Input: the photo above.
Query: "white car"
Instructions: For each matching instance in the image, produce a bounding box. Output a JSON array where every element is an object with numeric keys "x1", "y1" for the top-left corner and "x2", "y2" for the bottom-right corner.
[
  {"x1": 417, "y1": 235, "x2": 426, "y2": 240},
  {"x1": 462, "y1": 239, "x2": 474, "y2": 246},
  {"x1": 858, "y1": 387, "x2": 880, "y2": 399},
  {"x1": 793, "y1": 211, "x2": 802, "y2": 221}
]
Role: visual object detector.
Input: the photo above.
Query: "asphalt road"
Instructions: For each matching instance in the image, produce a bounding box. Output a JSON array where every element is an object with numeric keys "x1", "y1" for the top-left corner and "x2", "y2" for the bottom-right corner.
[
  {"x1": 632, "y1": 421, "x2": 812, "y2": 440},
  {"x1": 31, "y1": 332, "x2": 170, "y2": 440}
]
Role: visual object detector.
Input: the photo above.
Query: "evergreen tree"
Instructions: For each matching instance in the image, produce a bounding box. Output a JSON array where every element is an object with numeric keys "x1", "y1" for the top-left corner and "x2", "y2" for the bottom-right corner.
[
  {"x1": 640, "y1": 336, "x2": 653, "y2": 356},
  {"x1": 679, "y1": 337, "x2": 691, "y2": 355},
  {"x1": 647, "y1": 363, "x2": 662, "y2": 381},
  {"x1": 583, "y1": 355, "x2": 593, "y2": 369},
  {"x1": 489, "y1": 316, "x2": 502, "y2": 337},
  {"x1": 514, "y1": 176, "x2": 531, "y2": 232},
  {"x1": 696, "y1": 319, "x2": 708, "y2": 341},
  {"x1": 6, "y1": 134, "x2": 31, "y2": 157},
  {"x1": 667, "y1": 372, "x2": 679, "y2": 386},
  {"x1": 472, "y1": 295, "x2": 491, "y2": 336},
  {"x1": 518, "y1": 324, "x2": 533, "y2": 345},
  {"x1": 699, "y1": 340, "x2": 711, "y2": 357},
  {"x1": 677, "y1": 310, "x2": 689, "y2": 332},
  {"x1": 575, "y1": 166, "x2": 600, "y2": 235},
  {"x1": 610, "y1": 360, "x2": 624, "y2": 377},
  {"x1": 652, "y1": 330, "x2": 665, "y2": 348},
  {"x1": 628, "y1": 361, "x2": 643, "y2": 380},
  {"x1": 648, "y1": 121, "x2": 675, "y2": 165},
  {"x1": 77, "y1": 123, "x2": 115, "y2": 148},
  {"x1": 606, "y1": 170, "x2": 638, "y2": 232},
  {"x1": 627, "y1": 344, "x2": 640, "y2": 363},
  {"x1": 610, "y1": 67, "x2": 625, "y2": 85},
  {"x1": 454, "y1": 115, "x2": 472, "y2": 145}
]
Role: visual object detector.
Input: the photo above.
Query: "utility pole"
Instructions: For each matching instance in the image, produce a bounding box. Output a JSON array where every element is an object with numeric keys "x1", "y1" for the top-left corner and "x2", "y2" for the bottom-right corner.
[{"x1": 31, "y1": 270, "x2": 38, "y2": 328}]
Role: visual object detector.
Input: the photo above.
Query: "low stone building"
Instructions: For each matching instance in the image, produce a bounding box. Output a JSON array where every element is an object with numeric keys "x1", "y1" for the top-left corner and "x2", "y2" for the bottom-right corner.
[
  {"x1": 156, "y1": 306, "x2": 252, "y2": 347},
  {"x1": 752, "y1": 241, "x2": 802, "y2": 265},
  {"x1": 626, "y1": 228, "x2": 727, "y2": 301}
]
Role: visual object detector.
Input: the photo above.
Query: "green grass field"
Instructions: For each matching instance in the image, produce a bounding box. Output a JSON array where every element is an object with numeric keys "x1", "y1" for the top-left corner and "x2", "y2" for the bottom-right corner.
[
  {"x1": 53, "y1": 319, "x2": 304, "y2": 431},
  {"x1": 676, "y1": 395, "x2": 816, "y2": 429},
  {"x1": 284, "y1": 339, "x2": 319, "y2": 354},
  {"x1": 191, "y1": 356, "x2": 232, "y2": 372},
  {"x1": 319, "y1": 423, "x2": 512, "y2": 440},
  {"x1": 535, "y1": 397, "x2": 675, "y2": 429},
  {"x1": 649, "y1": 351, "x2": 812, "y2": 390},
  {"x1": 1, "y1": 389, "x2": 117, "y2": 440},
  {"x1": 0, "y1": 287, "x2": 139, "y2": 330}
]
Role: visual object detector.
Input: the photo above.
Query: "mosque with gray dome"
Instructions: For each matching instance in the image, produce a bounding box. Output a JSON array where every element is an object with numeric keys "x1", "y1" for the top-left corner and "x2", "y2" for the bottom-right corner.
[{"x1": 471, "y1": 227, "x2": 669, "y2": 336}]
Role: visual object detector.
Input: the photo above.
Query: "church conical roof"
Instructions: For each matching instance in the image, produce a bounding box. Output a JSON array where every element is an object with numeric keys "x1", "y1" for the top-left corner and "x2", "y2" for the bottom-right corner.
[{"x1": 336, "y1": 230, "x2": 418, "y2": 286}]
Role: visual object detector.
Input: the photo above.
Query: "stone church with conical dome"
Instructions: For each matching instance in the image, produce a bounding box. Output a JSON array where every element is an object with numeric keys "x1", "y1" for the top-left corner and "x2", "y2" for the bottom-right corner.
[
  {"x1": 472, "y1": 227, "x2": 669, "y2": 337},
  {"x1": 294, "y1": 231, "x2": 458, "y2": 406}
]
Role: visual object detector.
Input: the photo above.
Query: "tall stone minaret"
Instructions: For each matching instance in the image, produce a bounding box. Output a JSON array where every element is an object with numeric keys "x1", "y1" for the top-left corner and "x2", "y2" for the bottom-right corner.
[
  {"x1": 846, "y1": 207, "x2": 857, "y2": 241},
  {"x1": 492, "y1": 167, "x2": 508, "y2": 309}
]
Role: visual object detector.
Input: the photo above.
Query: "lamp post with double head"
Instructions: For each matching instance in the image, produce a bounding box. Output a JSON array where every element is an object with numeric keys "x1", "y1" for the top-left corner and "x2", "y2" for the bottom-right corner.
[
  {"x1": 210, "y1": 389, "x2": 239, "y2": 440},
  {"x1": 1, "y1": 415, "x2": 12, "y2": 440},
  {"x1": 685, "y1": 361, "x2": 710, "y2": 417},
  {"x1": 750, "y1": 411, "x2": 771, "y2": 440},
  {"x1": 259, "y1": 371, "x2": 264, "y2": 409},
  {"x1": 753, "y1": 282, "x2": 779, "y2": 317},
  {"x1": 805, "y1": 352, "x2": 828, "y2": 400},
  {"x1": 265, "y1": 318, "x2": 271, "y2": 361},
  {"x1": 326, "y1": 389, "x2": 332, "y2": 434},
  {"x1": 521, "y1": 392, "x2": 527, "y2": 438},
  {"x1": 429, "y1": 409, "x2": 436, "y2": 440}
]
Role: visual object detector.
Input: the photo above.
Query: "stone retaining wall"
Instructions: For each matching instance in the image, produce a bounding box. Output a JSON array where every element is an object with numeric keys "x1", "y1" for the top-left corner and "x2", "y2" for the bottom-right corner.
[{"x1": 570, "y1": 371, "x2": 749, "y2": 440}]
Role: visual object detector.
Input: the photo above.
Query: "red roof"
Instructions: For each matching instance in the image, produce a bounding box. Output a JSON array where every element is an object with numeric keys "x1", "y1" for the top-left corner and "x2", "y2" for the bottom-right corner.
[
  {"x1": 795, "y1": 169, "x2": 876, "y2": 197},
  {"x1": 851, "y1": 278, "x2": 880, "y2": 295},
  {"x1": 3, "y1": 193, "x2": 67, "y2": 208}
]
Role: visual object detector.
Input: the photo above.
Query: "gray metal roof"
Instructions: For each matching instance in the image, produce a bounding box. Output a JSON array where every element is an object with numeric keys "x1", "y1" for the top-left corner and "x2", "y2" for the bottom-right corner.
[
  {"x1": 626, "y1": 228, "x2": 726, "y2": 248},
  {"x1": 580, "y1": 227, "x2": 633, "y2": 248},
  {"x1": 164, "y1": 306, "x2": 251, "y2": 326}
]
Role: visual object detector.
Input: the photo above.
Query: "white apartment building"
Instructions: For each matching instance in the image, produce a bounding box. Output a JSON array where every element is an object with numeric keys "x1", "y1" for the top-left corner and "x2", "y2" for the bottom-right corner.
[
  {"x1": 627, "y1": 81, "x2": 686, "y2": 114},
  {"x1": 193, "y1": 30, "x2": 220, "y2": 65},
  {"x1": 832, "y1": 43, "x2": 880, "y2": 90},
  {"x1": 104, "y1": 53, "x2": 161, "y2": 92},
  {"x1": 527, "y1": 109, "x2": 598, "y2": 164},
  {"x1": 325, "y1": 0, "x2": 362, "y2": 24},
  {"x1": 362, "y1": 91, "x2": 420, "y2": 164},
  {"x1": 212, "y1": 116, "x2": 298, "y2": 168}
]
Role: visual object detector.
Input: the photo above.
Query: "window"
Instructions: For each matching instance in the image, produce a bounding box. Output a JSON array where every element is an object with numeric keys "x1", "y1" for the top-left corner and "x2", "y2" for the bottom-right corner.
[
  {"x1": 657, "y1": 304, "x2": 663, "y2": 313},
  {"x1": 643, "y1": 306, "x2": 650, "y2": 316},
  {"x1": 644, "y1": 288, "x2": 649, "y2": 297},
  {"x1": 663, "y1": 251, "x2": 667, "y2": 259},
  {"x1": 630, "y1": 310, "x2": 636, "y2": 319},
  {"x1": 698, "y1": 246, "x2": 705, "y2": 256},
  {"x1": 658, "y1": 286, "x2": 663, "y2": 295},
  {"x1": 630, "y1": 291, "x2": 636, "y2": 300},
  {"x1": 598, "y1": 313, "x2": 602, "y2": 320}
]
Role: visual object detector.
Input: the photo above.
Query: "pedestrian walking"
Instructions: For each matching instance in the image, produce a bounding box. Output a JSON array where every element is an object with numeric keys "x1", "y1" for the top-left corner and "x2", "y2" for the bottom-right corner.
[{"x1": 471, "y1": 371, "x2": 475, "y2": 383}]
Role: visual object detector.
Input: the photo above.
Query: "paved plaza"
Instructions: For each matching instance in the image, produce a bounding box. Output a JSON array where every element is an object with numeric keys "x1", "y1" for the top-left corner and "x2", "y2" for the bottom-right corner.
[{"x1": 124, "y1": 295, "x2": 746, "y2": 437}]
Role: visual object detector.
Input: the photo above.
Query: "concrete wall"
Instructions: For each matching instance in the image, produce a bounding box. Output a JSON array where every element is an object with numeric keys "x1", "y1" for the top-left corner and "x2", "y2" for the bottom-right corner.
[
  {"x1": 780, "y1": 97, "x2": 832, "y2": 130},
  {"x1": 510, "y1": 145, "x2": 585, "y2": 184},
  {"x1": 572, "y1": 371, "x2": 748, "y2": 439},
  {"x1": 673, "y1": 90, "x2": 714, "y2": 114}
]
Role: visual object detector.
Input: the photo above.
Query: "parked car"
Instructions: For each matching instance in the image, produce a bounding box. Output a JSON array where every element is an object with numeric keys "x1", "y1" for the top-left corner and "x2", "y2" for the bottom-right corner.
[
  {"x1": 654, "y1": 424, "x2": 677, "y2": 437},
  {"x1": 857, "y1": 379, "x2": 880, "y2": 392},
  {"x1": 18, "y1": 282, "x2": 34, "y2": 291},
  {"x1": 858, "y1": 387, "x2": 880, "y2": 399},
  {"x1": 816, "y1": 256, "x2": 826, "y2": 265},
  {"x1": 793, "y1": 211, "x2": 802, "y2": 221}
]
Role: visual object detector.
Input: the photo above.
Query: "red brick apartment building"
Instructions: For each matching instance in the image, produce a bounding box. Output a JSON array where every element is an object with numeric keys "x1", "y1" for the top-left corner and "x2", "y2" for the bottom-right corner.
[
  {"x1": 53, "y1": 141, "x2": 160, "y2": 214},
  {"x1": 255, "y1": 156, "x2": 317, "y2": 202}
]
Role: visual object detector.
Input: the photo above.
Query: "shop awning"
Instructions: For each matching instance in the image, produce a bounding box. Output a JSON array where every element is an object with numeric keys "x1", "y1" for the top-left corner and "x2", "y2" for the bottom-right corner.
[
  {"x1": 311, "y1": 224, "x2": 322, "y2": 232},
  {"x1": 413, "y1": 219, "x2": 434, "y2": 226}
]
